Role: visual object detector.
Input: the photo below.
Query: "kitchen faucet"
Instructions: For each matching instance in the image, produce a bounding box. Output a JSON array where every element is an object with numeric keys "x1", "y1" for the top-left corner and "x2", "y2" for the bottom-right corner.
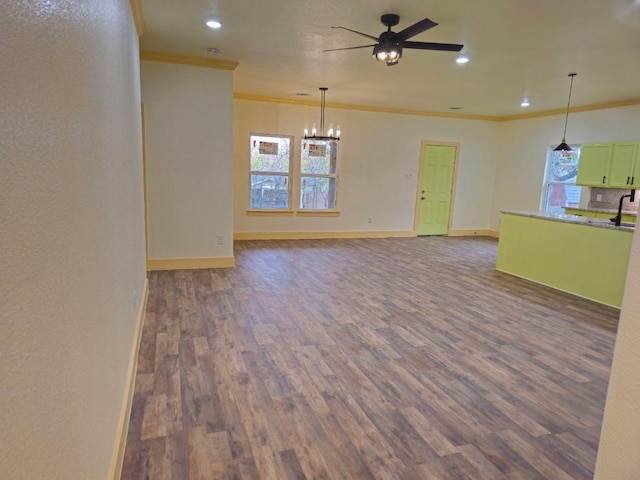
[{"x1": 613, "y1": 189, "x2": 636, "y2": 226}]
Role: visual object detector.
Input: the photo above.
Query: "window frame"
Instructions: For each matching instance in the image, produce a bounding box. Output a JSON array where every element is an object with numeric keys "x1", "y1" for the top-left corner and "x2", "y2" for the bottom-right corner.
[
  {"x1": 299, "y1": 138, "x2": 339, "y2": 212},
  {"x1": 248, "y1": 133, "x2": 294, "y2": 212},
  {"x1": 540, "y1": 145, "x2": 583, "y2": 214}
]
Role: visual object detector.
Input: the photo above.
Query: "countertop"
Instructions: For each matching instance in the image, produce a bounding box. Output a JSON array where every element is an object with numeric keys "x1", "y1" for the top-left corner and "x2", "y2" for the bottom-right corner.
[
  {"x1": 501, "y1": 210, "x2": 635, "y2": 232},
  {"x1": 565, "y1": 206, "x2": 638, "y2": 216}
]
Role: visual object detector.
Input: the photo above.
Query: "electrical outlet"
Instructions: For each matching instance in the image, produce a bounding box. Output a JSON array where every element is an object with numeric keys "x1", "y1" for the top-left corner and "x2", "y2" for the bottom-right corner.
[
  {"x1": 216, "y1": 234, "x2": 224, "y2": 245},
  {"x1": 368, "y1": 216, "x2": 373, "y2": 223},
  {"x1": 596, "y1": 194, "x2": 602, "y2": 201},
  {"x1": 404, "y1": 173, "x2": 413, "y2": 180}
]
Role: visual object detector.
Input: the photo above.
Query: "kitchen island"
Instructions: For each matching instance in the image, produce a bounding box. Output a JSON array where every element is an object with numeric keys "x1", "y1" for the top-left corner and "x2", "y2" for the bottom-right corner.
[{"x1": 496, "y1": 211, "x2": 634, "y2": 308}]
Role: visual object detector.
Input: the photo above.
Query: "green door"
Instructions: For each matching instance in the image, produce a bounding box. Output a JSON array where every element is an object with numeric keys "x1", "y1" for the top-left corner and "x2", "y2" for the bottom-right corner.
[{"x1": 417, "y1": 145, "x2": 456, "y2": 235}]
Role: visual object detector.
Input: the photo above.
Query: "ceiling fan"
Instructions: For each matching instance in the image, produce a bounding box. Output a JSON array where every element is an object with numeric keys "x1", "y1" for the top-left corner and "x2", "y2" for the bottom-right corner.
[{"x1": 324, "y1": 14, "x2": 464, "y2": 66}]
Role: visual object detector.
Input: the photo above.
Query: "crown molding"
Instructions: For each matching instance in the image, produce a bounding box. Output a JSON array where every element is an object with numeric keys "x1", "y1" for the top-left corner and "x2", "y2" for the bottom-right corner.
[
  {"x1": 140, "y1": 51, "x2": 239, "y2": 71},
  {"x1": 233, "y1": 93, "x2": 502, "y2": 122},
  {"x1": 129, "y1": 0, "x2": 145, "y2": 36},
  {"x1": 234, "y1": 92, "x2": 640, "y2": 122},
  {"x1": 500, "y1": 98, "x2": 640, "y2": 122}
]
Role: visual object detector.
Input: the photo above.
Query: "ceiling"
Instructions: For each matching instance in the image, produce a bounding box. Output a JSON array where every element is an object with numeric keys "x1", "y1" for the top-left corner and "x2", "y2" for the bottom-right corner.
[{"x1": 140, "y1": 0, "x2": 640, "y2": 118}]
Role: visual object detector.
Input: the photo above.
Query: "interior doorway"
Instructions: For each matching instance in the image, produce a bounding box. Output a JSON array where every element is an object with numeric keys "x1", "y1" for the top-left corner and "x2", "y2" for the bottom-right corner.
[{"x1": 415, "y1": 142, "x2": 459, "y2": 236}]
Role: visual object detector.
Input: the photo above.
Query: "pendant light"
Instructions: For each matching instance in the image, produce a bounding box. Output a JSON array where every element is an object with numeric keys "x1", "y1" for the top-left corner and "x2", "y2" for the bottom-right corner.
[
  {"x1": 554, "y1": 73, "x2": 577, "y2": 152},
  {"x1": 303, "y1": 87, "x2": 340, "y2": 141}
]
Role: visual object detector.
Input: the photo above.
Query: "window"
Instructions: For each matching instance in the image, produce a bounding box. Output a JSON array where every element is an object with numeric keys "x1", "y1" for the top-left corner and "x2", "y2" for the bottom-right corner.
[
  {"x1": 300, "y1": 139, "x2": 338, "y2": 210},
  {"x1": 542, "y1": 146, "x2": 582, "y2": 214},
  {"x1": 250, "y1": 134, "x2": 292, "y2": 209}
]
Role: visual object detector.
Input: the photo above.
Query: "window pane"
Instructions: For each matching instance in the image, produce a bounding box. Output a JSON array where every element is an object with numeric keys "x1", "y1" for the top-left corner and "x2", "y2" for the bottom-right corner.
[
  {"x1": 545, "y1": 183, "x2": 582, "y2": 214},
  {"x1": 250, "y1": 136, "x2": 291, "y2": 172},
  {"x1": 300, "y1": 176, "x2": 336, "y2": 210},
  {"x1": 251, "y1": 174, "x2": 289, "y2": 209},
  {"x1": 542, "y1": 146, "x2": 582, "y2": 214},
  {"x1": 549, "y1": 149, "x2": 580, "y2": 183},
  {"x1": 301, "y1": 140, "x2": 337, "y2": 174}
]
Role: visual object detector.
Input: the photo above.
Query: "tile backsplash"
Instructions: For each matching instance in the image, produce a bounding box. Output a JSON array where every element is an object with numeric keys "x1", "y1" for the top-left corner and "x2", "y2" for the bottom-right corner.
[{"x1": 588, "y1": 187, "x2": 639, "y2": 211}]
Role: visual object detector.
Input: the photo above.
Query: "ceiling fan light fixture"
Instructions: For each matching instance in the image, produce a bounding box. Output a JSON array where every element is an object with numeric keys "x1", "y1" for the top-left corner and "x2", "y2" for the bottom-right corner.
[
  {"x1": 327, "y1": 15, "x2": 463, "y2": 66},
  {"x1": 373, "y1": 43, "x2": 402, "y2": 64},
  {"x1": 554, "y1": 73, "x2": 578, "y2": 152}
]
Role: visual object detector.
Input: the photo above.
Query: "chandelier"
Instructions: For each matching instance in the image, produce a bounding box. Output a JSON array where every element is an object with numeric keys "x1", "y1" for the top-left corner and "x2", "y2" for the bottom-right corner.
[{"x1": 304, "y1": 87, "x2": 341, "y2": 141}]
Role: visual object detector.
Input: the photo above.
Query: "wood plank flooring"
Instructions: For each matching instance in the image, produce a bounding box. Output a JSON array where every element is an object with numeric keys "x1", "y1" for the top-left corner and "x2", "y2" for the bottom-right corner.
[{"x1": 121, "y1": 236, "x2": 619, "y2": 479}]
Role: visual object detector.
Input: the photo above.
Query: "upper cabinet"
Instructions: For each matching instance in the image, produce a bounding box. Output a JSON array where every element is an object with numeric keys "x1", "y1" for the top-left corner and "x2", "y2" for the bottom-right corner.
[
  {"x1": 632, "y1": 145, "x2": 640, "y2": 187},
  {"x1": 576, "y1": 143, "x2": 612, "y2": 186},
  {"x1": 576, "y1": 141, "x2": 640, "y2": 188},
  {"x1": 608, "y1": 142, "x2": 638, "y2": 187}
]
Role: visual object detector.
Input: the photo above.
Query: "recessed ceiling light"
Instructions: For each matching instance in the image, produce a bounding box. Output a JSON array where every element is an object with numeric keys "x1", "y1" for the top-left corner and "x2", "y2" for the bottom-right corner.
[
  {"x1": 521, "y1": 98, "x2": 530, "y2": 107},
  {"x1": 449, "y1": 107, "x2": 462, "y2": 110},
  {"x1": 296, "y1": 93, "x2": 311, "y2": 97},
  {"x1": 206, "y1": 20, "x2": 222, "y2": 29},
  {"x1": 207, "y1": 47, "x2": 220, "y2": 55},
  {"x1": 456, "y1": 56, "x2": 469, "y2": 64}
]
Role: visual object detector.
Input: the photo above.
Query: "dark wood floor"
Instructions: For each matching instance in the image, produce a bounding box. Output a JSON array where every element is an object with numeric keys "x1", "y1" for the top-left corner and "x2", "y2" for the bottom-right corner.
[{"x1": 122, "y1": 236, "x2": 619, "y2": 479}]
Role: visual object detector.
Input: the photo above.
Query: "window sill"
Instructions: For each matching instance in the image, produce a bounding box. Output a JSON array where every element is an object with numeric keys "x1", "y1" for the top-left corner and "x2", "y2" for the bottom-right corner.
[
  {"x1": 296, "y1": 210, "x2": 341, "y2": 217},
  {"x1": 246, "y1": 209, "x2": 295, "y2": 217}
]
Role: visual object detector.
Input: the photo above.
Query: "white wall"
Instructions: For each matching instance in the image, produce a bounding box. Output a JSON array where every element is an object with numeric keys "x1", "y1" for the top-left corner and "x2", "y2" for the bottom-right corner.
[
  {"x1": 0, "y1": 1, "x2": 146, "y2": 479},
  {"x1": 595, "y1": 202, "x2": 640, "y2": 478},
  {"x1": 491, "y1": 105, "x2": 640, "y2": 230},
  {"x1": 142, "y1": 61, "x2": 234, "y2": 259},
  {"x1": 234, "y1": 100, "x2": 500, "y2": 234}
]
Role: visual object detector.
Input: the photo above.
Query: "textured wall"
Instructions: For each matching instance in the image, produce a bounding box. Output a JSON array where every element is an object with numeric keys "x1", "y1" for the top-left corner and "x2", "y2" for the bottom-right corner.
[
  {"x1": 0, "y1": 1, "x2": 146, "y2": 479},
  {"x1": 594, "y1": 223, "x2": 640, "y2": 478},
  {"x1": 141, "y1": 61, "x2": 234, "y2": 259},
  {"x1": 233, "y1": 100, "x2": 500, "y2": 233}
]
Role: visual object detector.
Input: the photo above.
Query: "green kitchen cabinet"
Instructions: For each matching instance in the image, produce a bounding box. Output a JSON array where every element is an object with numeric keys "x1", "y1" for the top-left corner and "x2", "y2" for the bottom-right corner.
[
  {"x1": 564, "y1": 208, "x2": 636, "y2": 223},
  {"x1": 497, "y1": 213, "x2": 633, "y2": 308},
  {"x1": 608, "y1": 142, "x2": 638, "y2": 187},
  {"x1": 632, "y1": 144, "x2": 640, "y2": 188},
  {"x1": 576, "y1": 143, "x2": 613, "y2": 186}
]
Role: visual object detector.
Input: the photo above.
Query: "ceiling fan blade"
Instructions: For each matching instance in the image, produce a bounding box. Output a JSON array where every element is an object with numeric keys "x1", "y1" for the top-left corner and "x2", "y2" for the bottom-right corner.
[
  {"x1": 323, "y1": 44, "x2": 376, "y2": 52},
  {"x1": 394, "y1": 18, "x2": 438, "y2": 41},
  {"x1": 401, "y1": 41, "x2": 464, "y2": 52},
  {"x1": 331, "y1": 26, "x2": 379, "y2": 42}
]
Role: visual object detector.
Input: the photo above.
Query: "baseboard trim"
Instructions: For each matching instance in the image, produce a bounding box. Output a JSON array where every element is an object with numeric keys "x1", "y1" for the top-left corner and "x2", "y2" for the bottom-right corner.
[
  {"x1": 147, "y1": 256, "x2": 235, "y2": 271},
  {"x1": 448, "y1": 229, "x2": 496, "y2": 237},
  {"x1": 488, "y1": 230, "x2": 500, "y2": 239},
  {"x1": 234, "y1": 231, "x2": 415, "y2": 240},
  {"x1": 109, "y1": 278, "x2": 149, "y2": 480},
  {"x1": 496, "y1": 268, "x2": 620, "y2": 309}
]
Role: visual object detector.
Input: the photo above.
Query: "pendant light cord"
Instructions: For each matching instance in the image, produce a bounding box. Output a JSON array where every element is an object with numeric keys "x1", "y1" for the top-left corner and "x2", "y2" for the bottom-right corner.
[
  {"x1": 562, "y1": 73, "x2": 577, "y2": 140},
  {"x1": 319, "y1": 87, "x2": 327, "y2": 134}
]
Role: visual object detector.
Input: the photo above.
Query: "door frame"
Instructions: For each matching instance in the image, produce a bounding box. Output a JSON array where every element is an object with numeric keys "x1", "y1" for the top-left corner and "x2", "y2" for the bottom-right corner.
[{"x1": 412, "y1": 140, "x2": 460, "y2": 236}]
